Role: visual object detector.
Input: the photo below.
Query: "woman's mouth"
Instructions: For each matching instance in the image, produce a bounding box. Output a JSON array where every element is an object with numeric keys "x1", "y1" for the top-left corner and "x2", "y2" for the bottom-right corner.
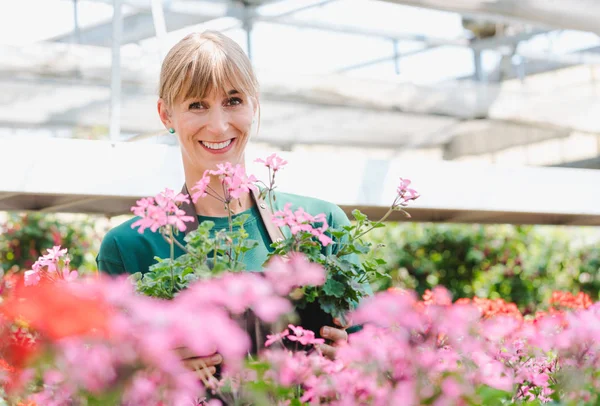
[{"x1": 199, "y1": 138, "x2": 235, "y2": 154}]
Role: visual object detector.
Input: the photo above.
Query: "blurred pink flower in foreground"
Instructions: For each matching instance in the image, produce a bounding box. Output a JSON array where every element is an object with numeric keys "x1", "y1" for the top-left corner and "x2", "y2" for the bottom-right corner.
[{"x1": 264, "y1": 253, "x2": 326, "y2": 296}]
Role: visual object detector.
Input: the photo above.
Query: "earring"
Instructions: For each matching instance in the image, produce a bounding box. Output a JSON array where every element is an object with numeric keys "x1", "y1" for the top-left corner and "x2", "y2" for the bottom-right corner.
[{"x1": 168, "y1": 128, "x2": 175, "y2": 134}]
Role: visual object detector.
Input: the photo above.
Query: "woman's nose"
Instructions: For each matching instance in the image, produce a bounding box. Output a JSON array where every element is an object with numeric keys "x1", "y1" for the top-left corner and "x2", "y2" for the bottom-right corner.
[{"x1": 205, "y1": 107, "x2": 229, "y2": 135}]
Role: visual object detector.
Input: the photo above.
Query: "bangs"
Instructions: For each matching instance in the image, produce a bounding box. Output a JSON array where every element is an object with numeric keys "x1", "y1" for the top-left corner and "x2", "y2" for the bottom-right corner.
[{"x1": 174, "y1": 48, "x2": 256, "y2": 104}]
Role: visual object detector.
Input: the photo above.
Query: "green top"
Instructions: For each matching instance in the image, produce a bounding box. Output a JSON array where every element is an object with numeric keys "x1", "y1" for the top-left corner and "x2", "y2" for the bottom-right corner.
[{"x1": 96, "y1": 190, "x2": 352, "y2": 275}]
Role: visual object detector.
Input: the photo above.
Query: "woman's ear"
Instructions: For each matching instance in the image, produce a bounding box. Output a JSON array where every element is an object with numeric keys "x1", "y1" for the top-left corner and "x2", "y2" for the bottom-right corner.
[{"x1": 157, "y1": 98, "x2": 172, "y2": 129}]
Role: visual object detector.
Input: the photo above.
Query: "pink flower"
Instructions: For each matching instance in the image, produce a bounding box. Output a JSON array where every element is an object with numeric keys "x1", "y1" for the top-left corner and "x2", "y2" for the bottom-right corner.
[
  {"x1": 253, "y1": 296, "x2": 293, "y2": 323},
  {"x1": 272, "y1": 203, "x2": 333, "y2": 247},
  {"x1": 255, "y1": 153, "x2": 288, "y2": 172},
  {"x1": 225, "y1": 165, "x2": 258, "y2": 199},
  {"x1": 265, "y1": 329, "x2": 290, "y2": 347},
  {"x1": 42, "y1": 246, "x2": 69, "y2": 262},
  {"x1": 396, "y1": 177, "x2": 420, "y2": 206},
  {"x1": 264, "y1": 254, "x2": 326, "y2": 295},
  {"x1": 61, "y1": 268, "x2": 79, "y2": 282},
  {"x1": 441, "y1": 377, "x2": 462, "y2": 399},
  {"x1": 131, "y1": 188, "x2": 195, "y2": 234},
  {"x1": 397, "y1": 178, "x2": 412, "y2": 194},
  {"x1": 24, "y1": 269, "x2": 41, "y2": 286},
  {"x1": 287, "y1": 324, "x2": 325, "y2": 346},
  {"x1": 31, "y1": 245, "x2": 68, "y2": 274},
  {"x1": 192, "y1": 163, "x2": 258, "y2": 203},
  {"x1": 191, "y1": 171, "x2": 211, "y2": 203}
]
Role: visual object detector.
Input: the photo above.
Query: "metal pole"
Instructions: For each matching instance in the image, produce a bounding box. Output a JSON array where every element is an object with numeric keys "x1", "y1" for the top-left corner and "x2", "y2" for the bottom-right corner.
[
  {"x1": 109, "y1": 0, "x2": 123, "y2": 143},
  {"x1": 246, "y1": 22, "x2": 253, "y2": 61},
  {"x1": 473, "y1": 49, "x2": 485, "y2": 82},
  {"x1": 151, "y1": 0, "x2": 168, "y2": 58},
  {"x1": 392, "y1": 39, "x2": 400, "y2": 74},
  {"x1": 243, "y1": 5, "x2": 253, "y2": 62},
  {"x1": 73, "y1": 0, "x2": 80, "y2": 43}
]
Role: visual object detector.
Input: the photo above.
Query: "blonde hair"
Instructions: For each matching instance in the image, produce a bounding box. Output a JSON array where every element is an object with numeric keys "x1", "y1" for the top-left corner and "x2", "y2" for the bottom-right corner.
[{"x1": 159, "y1": 31, "x2": 259, "y2": 108}]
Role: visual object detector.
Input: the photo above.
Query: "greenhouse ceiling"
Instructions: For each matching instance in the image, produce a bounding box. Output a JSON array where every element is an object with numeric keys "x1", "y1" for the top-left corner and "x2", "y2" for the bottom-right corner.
[{"x1": 3, "y1": 0, "x2": 600, "y2": 155}]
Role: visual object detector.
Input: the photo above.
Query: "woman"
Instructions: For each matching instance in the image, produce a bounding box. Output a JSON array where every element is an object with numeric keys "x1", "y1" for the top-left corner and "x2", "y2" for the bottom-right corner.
[{"x1": 97, "y1": 30, "x2": 356, "y2": 377}]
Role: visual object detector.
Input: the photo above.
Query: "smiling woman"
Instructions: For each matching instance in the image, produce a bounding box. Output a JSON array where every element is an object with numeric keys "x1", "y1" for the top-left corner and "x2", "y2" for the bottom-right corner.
[
  {"x1": 96, "y1": 30, "x2": 362, "y2": 377},
  {"x1": 156, "y1": 31, "x2": 259, "y2": 217}
]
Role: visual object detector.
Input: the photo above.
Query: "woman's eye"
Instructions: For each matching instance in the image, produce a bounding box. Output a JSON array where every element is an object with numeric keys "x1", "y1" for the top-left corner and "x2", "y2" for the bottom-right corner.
[
  {"x1": 226, "y1": 97, "x2": 243, "y2": 106},
  {"x1": 189, "y1": 101, "x2": 204, "y2": 110}
]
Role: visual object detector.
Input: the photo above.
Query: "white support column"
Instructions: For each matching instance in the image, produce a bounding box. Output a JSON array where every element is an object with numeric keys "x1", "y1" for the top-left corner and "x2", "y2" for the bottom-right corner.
[{"x1": 150, "y1": 0, "x2": 168, "y2": 58}]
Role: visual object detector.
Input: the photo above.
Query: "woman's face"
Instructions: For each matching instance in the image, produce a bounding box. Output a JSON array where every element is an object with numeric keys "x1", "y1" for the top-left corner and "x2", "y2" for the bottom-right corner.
[{"x1": 159, "y1": 87, "x2": 256, "y2": 172}]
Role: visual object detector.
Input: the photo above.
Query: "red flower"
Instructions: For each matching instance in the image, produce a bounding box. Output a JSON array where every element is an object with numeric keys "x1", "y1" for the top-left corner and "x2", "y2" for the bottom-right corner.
[
  {"x1": 550, "y1": 291, "x2": 592, "y2": 310},
  {"x1": 0, "y1": 358, "x2": 14, "y2": 374},
  {"x1": 1, "y1": 282, "x2": 110, "y2": 341},
  {"x1": 455, "y1": 297, "x2": 523, "y2": 321}
]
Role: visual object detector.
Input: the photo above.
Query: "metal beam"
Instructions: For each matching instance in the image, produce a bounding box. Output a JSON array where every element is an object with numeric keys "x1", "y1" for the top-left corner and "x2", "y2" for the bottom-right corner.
[
  {"x1": 51, "y1": 0, "x2": 335, "y2": 47},
  {"x1": 38, "y1": 197, "x2": 106, "y2": 213},
  {"x1": 334, "y1": 29, "x2": 546, "y2": 74},
  {"x1": 0, "y1": 193, "x2": 21, "y2": 202},
  {"x1": 379, "y1": 0, "x2": 600, "y2": 36},
  {"x1": 52, "y1": 11, "x2": 218, "y2": 46}
]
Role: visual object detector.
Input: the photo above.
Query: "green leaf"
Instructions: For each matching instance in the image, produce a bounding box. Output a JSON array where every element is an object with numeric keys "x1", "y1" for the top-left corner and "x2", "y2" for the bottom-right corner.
[
  {"x1": 475, "y1": 385, "x2": 512, "y2": 405},
  {"x1": 322, "y1": 278, "x2": 345, "y2": 298},
  {"x1": 352, "y1": 209, "x2": 367, "y2": 222},
  {"x1": 330, "y1": 230, "x2": 346, "y2": 239},
  {"x1": 352, "y1": 241, "x2": 370, "y2": 254}
]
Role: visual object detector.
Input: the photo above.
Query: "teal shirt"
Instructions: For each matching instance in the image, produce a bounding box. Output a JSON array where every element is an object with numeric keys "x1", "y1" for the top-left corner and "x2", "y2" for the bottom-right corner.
[{"x1": 97, "y1": 190, "x2": 353, "y2": 275}]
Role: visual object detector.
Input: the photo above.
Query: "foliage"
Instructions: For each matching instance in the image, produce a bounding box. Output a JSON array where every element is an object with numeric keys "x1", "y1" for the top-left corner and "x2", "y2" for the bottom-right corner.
[
  {"x1": 366, "y1": 223, "x2": 600, "y2": 312},
  {"x1": 0, "y1": 212, "x2": 101, "y2": 274}
]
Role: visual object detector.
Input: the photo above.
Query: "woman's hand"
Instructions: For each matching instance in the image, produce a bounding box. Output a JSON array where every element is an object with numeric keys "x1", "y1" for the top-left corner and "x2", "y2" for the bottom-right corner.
[
  {"x1": 318, "y1": 317, "x2": 350, "y2": 359},
  {"x1": 175, "y1": 347, "x2": 222, "y2": 381}
]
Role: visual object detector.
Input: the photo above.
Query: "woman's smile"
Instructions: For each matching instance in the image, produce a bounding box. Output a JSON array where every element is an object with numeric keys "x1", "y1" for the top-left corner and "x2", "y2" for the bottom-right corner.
[{"x1": 198, "y1": 137, "x2": 236, "y2": 154}]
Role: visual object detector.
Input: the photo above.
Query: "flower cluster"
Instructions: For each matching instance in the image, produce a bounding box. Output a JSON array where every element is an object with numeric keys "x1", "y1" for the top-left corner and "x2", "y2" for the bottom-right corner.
[
  {"x1": 191, "y1": 162, "x2": 257, "y2": 203},
  {"x1": 5, "y1": 259, "x2": 600, "y2": 405},
  {"x1": 272, "y1": 203, "x2": 333, "y2": 247},
  {"x1": 0, "y1": 250, "x2": 327, "y2": 404},
  {"x1": 265, "y1": 324, "x2": 325, "y2": 348},
  {"x1": 23, "y1": 246, "x2": 78, "y2": 286},
  {"x1": 455, "y1": 296, "x2": 523, "y2": 321},
  {"x1": 549, "y1": 290, "x2": 592, "y2": 310},
  {"x1": 130, "y1": 188, "x2": 194, "y2": 234}
]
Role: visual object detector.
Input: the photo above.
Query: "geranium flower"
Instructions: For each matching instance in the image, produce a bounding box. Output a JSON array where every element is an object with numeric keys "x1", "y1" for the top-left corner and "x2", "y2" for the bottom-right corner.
[{"x1": 255, "y1": 153, "x2": 288, "y2": 172}]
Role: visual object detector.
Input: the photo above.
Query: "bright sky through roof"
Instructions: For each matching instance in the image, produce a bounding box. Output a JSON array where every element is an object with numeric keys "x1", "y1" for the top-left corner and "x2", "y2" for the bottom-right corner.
[{"x1": 1, "y1": 0, "x2": 599, "y2": 84}]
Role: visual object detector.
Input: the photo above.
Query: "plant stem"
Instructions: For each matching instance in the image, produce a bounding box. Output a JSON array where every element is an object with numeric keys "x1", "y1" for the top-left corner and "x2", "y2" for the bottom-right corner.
[
  {"x1": 352, "y1": 207, "x2": 394, "y2": 242},
  {"x1": 161, "y1": 233, "x2": 190, "y2": 255},
  {"x1": 267, "y1": 168, "x2": 276, "y2": 213},
  {"x1": 169, "y1": 226, "x2": 175, "y2": 296},
  {"x1": 227, "y1": 202, "x2": 233, "y2": 233}
]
